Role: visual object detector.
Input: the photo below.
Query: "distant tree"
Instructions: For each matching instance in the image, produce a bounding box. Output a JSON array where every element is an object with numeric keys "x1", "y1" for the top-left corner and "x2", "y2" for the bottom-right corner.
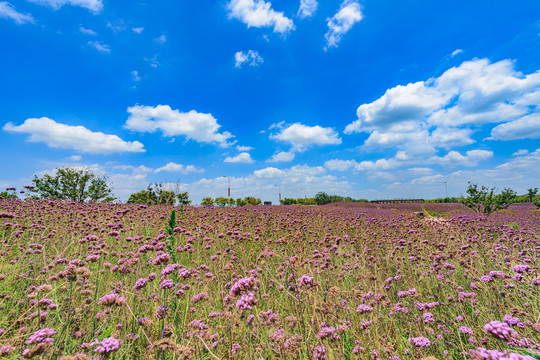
[
  {"x1": 0, "y1": 189, "x2": 18, "y2": 199},
  {"x1": 280, "y1": 198, "x2": 297, "y2": 205},
  {"x1": 128, "y1": 187, "x2": 158, "y2": 204},
  {"x1": 461, "y1": 182, "x2": 516, "y2": 216},
  {"x1": 245, "y1": 197, "x2": 261, "y2": 206},
  {"x1": 215, "y1": 197, "x2": 228, "y2": 207},
  {"x1": 304, "y1": 198, "x2": 317, "y2": 205},
  {"x1": 228, "y1": 198, "x2": 235, "y2": 207},
  {"x1": 201, "y1": 197, "x2": 214, "y2": 206},
  {"x1": 314, "y1": 192, "x2": 331, "y2": 205},
  {"x1": 30, "y1": 167, "x2": 115, "y2": 202},
  {"x1": 176, "y1": 192, "x2": 191, "y2": 205},
  {"x1": 527, "y1": 188, "x2": 538, "y2": 202}
]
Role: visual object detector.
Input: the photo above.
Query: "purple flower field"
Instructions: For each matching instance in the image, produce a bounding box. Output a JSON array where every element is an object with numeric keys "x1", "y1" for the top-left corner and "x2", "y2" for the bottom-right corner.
[{"x1": 0, "y1": 198, "x2": 539, "y2": 359}]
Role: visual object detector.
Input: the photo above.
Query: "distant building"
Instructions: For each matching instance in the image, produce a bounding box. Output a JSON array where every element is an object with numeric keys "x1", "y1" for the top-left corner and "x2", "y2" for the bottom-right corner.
[
  {"x1": 372, "y1": 199, "x2": 424, "y2": 204},
  {"x1": 264, "y1": 201, "x2": 272, "y2": 205}
]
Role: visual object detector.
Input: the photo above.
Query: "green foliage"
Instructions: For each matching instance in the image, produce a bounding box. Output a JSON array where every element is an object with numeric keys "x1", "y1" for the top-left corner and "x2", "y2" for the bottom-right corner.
[
  {"x1": 314, "y1": 191, "x2": 331, "y2": 205},
  {"x1": 280, "y1": 198, "x2": 298, "y2": 205},
  {"x1": 215, "y1": 197, "x2": 229, "y2": 207},
  {"x1": 0, "y1": 190, "x2": 18, "y2": 199},
  {"x1": 201, "y1": 197, "x2": 214, "y2": 206},
  {"x1": 165, "y1": 209, "x2": 177, "y2": 263},
  {"x1": 128, "y1": 184, "x2": 183, "y2": 205},
  {"x1": 461, "y1": 182, "x2": 517, "y2": 216},
  {"x1": 176, "y1": 191, "x2": 191, "y2": 205},
  {"x1": 527, "y1": 188, "x2": 538, "y2": 202},
  {"x1": 313, "y1": 192, "x2": 364, "y2": 205},
  {"x1": 30, "y1": 167, "x2": 115, "y2": 202},
  {"x1": 235, "y1": 196, "x2": 262, "y2": 206}
]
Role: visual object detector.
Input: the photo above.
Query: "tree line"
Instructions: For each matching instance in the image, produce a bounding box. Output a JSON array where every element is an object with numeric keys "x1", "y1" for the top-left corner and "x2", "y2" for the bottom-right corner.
[{"x1": 2, "y1": 168, "x2": 539, "y2": 214}]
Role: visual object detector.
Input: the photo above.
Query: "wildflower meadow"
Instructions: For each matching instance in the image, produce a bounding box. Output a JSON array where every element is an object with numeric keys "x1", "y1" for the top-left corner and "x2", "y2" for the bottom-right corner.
[{"x1": 1, "y1": 198, "x2": 539, "y2": 359}]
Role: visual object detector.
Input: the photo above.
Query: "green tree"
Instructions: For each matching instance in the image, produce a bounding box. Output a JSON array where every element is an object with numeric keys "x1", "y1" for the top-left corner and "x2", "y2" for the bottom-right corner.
[
  {"x1": 0, "y1": 188, "x2": 18, "y2": 199},
  {"x1": 30, "y1": 167, "x2": 115, "y2": 202},
  {"x1": 280, "y1": 198, "x2": 297, "y2": 205},
  {"x1": 215, "y1": 197, "x2": 228, "y2": 207},
  {"x1": 236, "y1": 198, "x2": 247, "y2": 207},
  {"x1": 177, "y1": 192, "x2": 191, "y2": 205},
  {"x1": 245, "y1": 197, "x2": 261, "y2": 206},
  {"x1": 461, "y1": 182, "x2": 516, "y2": 216},
  {"x1": 127, "y1": 187, "x2": 158, "y2": 204},
  {"x1": 314, "y1": 192, "x2": 331, "y2": 205},
  {"x1": 201, "y1": 197, "x2": 214, "y2": 206},
  {"x1": 526, "y1": 188, "x2": 538, "y2": 202}
]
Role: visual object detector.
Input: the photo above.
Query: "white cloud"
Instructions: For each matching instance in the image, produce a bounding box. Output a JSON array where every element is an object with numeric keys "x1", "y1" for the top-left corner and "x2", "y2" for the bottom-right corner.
[
  {"x1": 3, "y1": 117, "x2": 145, "y2": 154},
  {"x1": 344, "y1": 58, "x2": 540, "y2": 161},
  {"x1": 489, "y1": 113, "x2": 540, "y2": 141},
  {"x1": 224, "y1": 152, "x2": 254, "y2": 163},
  {"x1": 79, "y1": 26, "x2": 96, "y2": 35},
  {"x1": 234, "y1": 50, "x2": 263, "y2": 68},
  {"x1": 125, "y1": 105, "x2": 235, "y2": 147},
  {"x1": 132, "y1": 27, "x2": 144, "y2": 34},
  {"x1": 429, "y1": 149, "x2": 493, "y2": 166},
  {"x1": 131, "y1": 70, "x2": 141, "y2": 82},
  {"x1": 324, "y1": 0, "x2": 363, "y2": 49},
  {"x1": 88, "y1": 40, "x2": 110, "y2": 53},
  {"x1": 154, "y1": 162, "x2": 204, "y2": 174},
  {"x1": 324, "y1": 159, "x2": 356, "y2": 171},
  {"x1": 451, "y1": 49, "x2": 463, "y2": 57},
  {"x1": 267, "y1": 151, "x2": 295, "y2": 163},
  {"x1": 298, "y1": 0, "x2": 317, "y2": 18},
  {"x1": 28, "y1": 0, "x2": 103, "y2": 13},
  {"x1": 237, "y1": 145, "x2": 254, "y2": 151},
  {"x1": 68, "y1": 155, "x2": 82, "y2": 161},
  {"x1": 512, "y1": 149, "x2": 529, "y2": 156},
  {"x1": 270, "y1": 123, "x2": 341, "y2": 150},
  {"x1": 227, "y1": 0, "x2": 295, "y2": 34},
  {"x1": 0, "y1": 2, "x2": 34, "y2": 24},
  {"x1": 154, "y1": 34, "x2": 167, "y2": 44}
]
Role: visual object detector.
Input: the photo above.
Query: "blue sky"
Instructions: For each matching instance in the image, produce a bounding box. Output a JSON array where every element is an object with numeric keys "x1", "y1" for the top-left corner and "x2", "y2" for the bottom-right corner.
[{"x1": 1, "y1": 0, "x2": 539, "y2": 203}]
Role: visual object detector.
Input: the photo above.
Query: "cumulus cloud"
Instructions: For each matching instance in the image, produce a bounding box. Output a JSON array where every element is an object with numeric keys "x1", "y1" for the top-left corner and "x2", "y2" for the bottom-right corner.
[
  {"x1": 298, "y1": 0, "x2": 317, "y2": 18},
  {"x1": 154, "y1": 162, "x2": 204, "y2": 174},
  {"x1": 429, "y1": 150, "x2": 493, "y2": 166},
  {"x1": 132, "y1": 27, "x2": 144, "y2": 34},
  {"x1": 131, "y1": 70, "x2": 141, "y2": 82},
  {"x1": 324, "y1": 0, "x2": 363, "y2": 49},
  {"x1": 227, "y1": 0, "x2": 295, "y2": 34},
  {"x1": 234, "y1": 50, "x2": 263, "y2": 68},
  {"x1": 344, "y1": 58, "x2": 540, "y2": 160},
  {"x1": 28, "y1": 0, "x2": 103, "y2": 13},
  {"x1": 324, "y1": 159, "x2": 356, "y2": 171},
  {"x1": 125, "y1": 105, "x2": 234, "y2": 147},
  {"x1": 0, "y1": 2, "x2": 34, "y2": 24},
  {"x1": 224, "y1": 152, "x2": 254, "y2": 163},
  {"x1": 489, "y1": 113, "x2": 540, "y2": 140},
  {"x1": 88, "y1": 40, "x2": 110, "y2": 53},
  {"x1": 270, "y1": 123, "x2": 341, "y2": 151},
  {"x1": 3, "y1": 117, "x2": 145, "y2": 154},
  {"x1": 267, "y1": 151, "x2": 295, "y2": 163}
]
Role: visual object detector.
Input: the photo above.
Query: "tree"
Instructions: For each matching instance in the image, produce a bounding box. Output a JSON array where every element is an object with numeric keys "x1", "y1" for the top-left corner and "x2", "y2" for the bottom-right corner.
[
  {"x1": 215, "y1": 197, "x2": 228, "y2": 207},
  {"x1": 280, "y1": 198, "x2": 297, "y2": 205},
  {"x1": 461, "y1": 182, "x2": 516, "y2": 216},
  {"x1": 201, "y1": 197, "x2": 214, "y2": 206},
  {"x1": 0, "y1": 188, "x2": 18, "y2": 199},
  {"x1": 128, "y1": 188, "x2": 158, "y2": 204},
  {"x1": 177, "y1": 192, "x2": 191, "y2": 205},
  {"x1": 314, "y1": 192, "x2": 331, "y2": 205},
  {"x1": 526, "y1": 188, "x2": 538, "y2": 202},
  {"x1": 30, "y1": 167, "x2": 115, "y2": 202}
]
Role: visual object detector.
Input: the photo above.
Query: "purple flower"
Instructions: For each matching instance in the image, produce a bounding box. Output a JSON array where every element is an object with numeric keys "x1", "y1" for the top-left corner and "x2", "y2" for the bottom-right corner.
[
  {"x1": 313, "y1": 345, "x2": 328, "y2": 360},
  {"x1": 484, "y1": 321, "x2": 518, "y2": 341},
  {"x1": 408, "y1": 336, "x2": 431, "y2": 348},
  {"x1": 26, "y1": 328, "x2": 55, "y2": 346},
  {"x1": 95, "y1": 337, "x2": 121, "y2": 353}
]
